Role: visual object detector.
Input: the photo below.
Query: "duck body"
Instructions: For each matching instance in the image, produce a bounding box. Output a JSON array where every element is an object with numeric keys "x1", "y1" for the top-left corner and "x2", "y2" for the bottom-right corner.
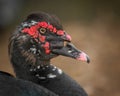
[
  {"x1": 35, "y1": 70, "x2": 88, "y2": 96},
  {"x1": 0, "y1": 71, "x2": 58, "y2": 96}
]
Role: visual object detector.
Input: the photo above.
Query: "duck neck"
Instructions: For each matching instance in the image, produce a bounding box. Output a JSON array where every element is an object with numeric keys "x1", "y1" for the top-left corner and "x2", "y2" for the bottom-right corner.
[{"x1": 13, "y1": 59, "x2": 63, "y2": 82}]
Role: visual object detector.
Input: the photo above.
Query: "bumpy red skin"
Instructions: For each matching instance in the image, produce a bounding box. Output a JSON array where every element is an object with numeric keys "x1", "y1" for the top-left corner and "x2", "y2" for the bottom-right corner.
[{"x1": 22, "y1": 21, "x2": 71, "y2": 54}]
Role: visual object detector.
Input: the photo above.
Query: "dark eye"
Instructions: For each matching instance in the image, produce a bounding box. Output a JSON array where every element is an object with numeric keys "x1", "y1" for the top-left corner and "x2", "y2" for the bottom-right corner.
[{"x1": 39, "y1": 28, "x2": 46, "y2": 34}]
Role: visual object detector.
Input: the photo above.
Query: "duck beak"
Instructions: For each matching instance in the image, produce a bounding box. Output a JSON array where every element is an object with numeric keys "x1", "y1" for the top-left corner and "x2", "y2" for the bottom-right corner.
[{"x1": 52, "y1": 42, "x2": 90, "y2": 63}]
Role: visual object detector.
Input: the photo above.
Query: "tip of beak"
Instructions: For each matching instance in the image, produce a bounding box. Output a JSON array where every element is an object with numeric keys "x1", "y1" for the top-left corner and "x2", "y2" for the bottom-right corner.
[
  {"x1": 76, "y1": 52, "x2": 90, "y2": 64},
  {"x1": 86, "y1": 56, "x2": 90, "y2": 63}
]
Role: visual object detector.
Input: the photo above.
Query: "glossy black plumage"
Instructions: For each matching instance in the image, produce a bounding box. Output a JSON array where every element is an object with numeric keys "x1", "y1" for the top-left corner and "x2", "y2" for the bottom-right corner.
[
  {"x1": 35, "y1": 71, "x2": 88, "y2": 96},
  {"x1": 0, "y1": 71, "x2": 58, "y2": 96}
]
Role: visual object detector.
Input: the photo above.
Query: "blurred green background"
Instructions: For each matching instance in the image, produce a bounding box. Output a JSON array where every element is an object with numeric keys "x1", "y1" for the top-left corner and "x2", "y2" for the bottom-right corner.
[{"x1": 0, "y1": 0, "x2": 120, "y2": 96}]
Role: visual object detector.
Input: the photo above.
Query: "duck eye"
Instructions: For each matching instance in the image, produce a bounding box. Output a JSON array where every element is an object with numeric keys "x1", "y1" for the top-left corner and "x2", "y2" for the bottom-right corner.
[{"x1": 39, "y1": 28, "x2": 46, "y2": 34}]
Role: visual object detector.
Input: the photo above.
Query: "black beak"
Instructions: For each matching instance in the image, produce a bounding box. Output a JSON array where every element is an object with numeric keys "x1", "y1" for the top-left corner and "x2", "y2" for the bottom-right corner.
[{"x1": 52, "y1": 42, "x2": 90, "y2": 63}]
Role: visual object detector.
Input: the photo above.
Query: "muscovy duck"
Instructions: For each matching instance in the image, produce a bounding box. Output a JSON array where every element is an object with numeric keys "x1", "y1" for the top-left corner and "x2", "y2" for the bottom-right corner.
[
  {"x1": 0, "y1": 71, "x2": 58, "y2": 96},
  {"x1": 9, "y1": 12, "x2": 90, "y2": 96}
]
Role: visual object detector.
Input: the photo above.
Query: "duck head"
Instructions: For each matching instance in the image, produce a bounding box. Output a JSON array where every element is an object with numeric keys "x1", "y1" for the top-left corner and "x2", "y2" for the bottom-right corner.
[{"x1": 9, "y1": 12, "x2": 90, "y2": 68}]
